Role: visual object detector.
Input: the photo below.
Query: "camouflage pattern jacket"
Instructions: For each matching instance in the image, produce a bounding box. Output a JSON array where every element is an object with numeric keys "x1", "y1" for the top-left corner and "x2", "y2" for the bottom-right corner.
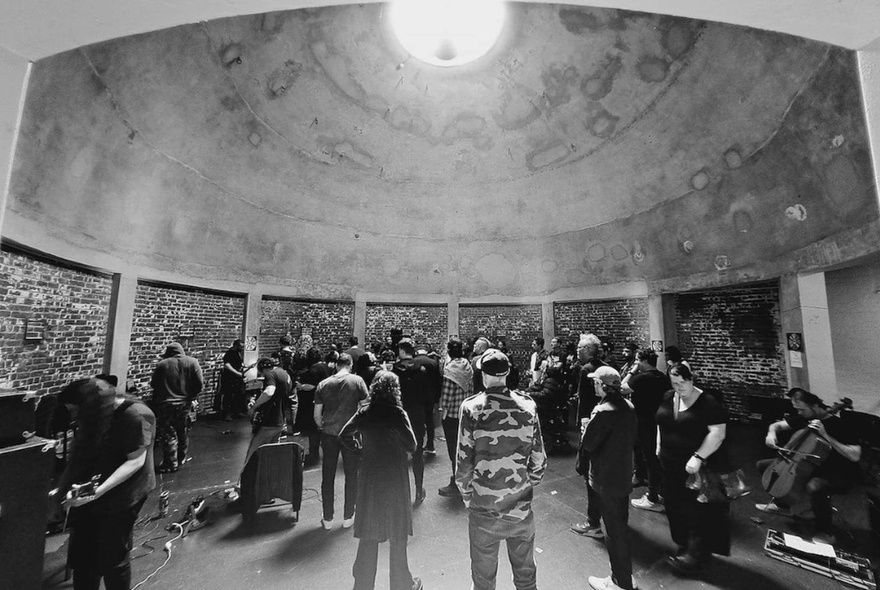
[{"x1": 456, "y1": 386, "x2": 547, "y2": 520}]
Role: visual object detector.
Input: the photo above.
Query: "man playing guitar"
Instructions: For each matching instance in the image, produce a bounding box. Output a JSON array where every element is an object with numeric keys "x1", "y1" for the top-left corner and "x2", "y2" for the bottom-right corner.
[
  {"x1": 756, "y1": 388, "x2": 862, "y2": 545},
  {"x1": 241, "y1": 358, "x2": 296, "y2": 470}
]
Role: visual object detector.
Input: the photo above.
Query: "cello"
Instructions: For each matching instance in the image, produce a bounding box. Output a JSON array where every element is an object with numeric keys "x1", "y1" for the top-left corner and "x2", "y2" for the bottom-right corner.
[{"x1": 761, "y1": 397, "x2": 852, "y2": 504}]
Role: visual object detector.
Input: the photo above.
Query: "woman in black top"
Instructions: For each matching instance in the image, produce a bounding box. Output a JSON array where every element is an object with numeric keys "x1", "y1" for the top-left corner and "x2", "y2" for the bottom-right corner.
[{"x1": 656, "y1": 363, "x2": 729, "y2": 574}]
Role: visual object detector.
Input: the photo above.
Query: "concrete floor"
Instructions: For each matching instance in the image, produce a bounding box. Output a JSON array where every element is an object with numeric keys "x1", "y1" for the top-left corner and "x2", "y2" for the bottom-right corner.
[{"x1": 44, "y1": 417, "x2": 879, "y2": 590}]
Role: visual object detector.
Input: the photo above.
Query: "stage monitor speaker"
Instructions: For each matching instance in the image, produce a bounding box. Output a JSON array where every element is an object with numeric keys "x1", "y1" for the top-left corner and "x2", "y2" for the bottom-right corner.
[
  {"x1": 0, "y1": 437, "x2": 55, "y2": 590},
  {"x1": 0, "y1": 389, "x2": 37, "y2": 448}
]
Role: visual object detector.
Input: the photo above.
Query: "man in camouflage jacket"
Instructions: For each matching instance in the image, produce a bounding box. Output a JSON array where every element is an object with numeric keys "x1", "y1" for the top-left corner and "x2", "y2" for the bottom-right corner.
[{"x1": 456, "y1": 349, "x2": 547, "y2": 590}]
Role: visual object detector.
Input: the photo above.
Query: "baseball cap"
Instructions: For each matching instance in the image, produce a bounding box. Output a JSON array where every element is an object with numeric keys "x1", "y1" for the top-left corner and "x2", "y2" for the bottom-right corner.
[
  {"x1": 587, "y1": 365, "x2": 622, "y2": 387},
  {"x1": 475, "y1": 349, "x2": 510, "y2": 376}
]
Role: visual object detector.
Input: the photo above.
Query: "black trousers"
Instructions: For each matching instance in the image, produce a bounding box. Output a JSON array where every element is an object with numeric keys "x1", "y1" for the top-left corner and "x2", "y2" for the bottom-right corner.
[
  {"x1": 352, "y1": 537, "x2": 413, "y2": 590},
  {"x1": 633, "y1": 419, "x2": 663, "y2": 501},
  {"x1": 405, "y1": 406, "x2": 426, "y2": 492},
  {"x1": 442, "y1": 416, "x2": 459, "y2": 474},
  {"x1": 70, "y1": 497, "x2": 146, "y2": 590},
  {"x1": 661, "y1": 457, "x2": 730, "y2": 560},
  {"x1": 597, "y1": 493, "x2": 633, "y2": 590},
  {"x1": 424, "y1": 404, "x2": 435, "y2": 450},
  {"x1": 582, "y1": 470, "x2": 602, "y2": 527}
]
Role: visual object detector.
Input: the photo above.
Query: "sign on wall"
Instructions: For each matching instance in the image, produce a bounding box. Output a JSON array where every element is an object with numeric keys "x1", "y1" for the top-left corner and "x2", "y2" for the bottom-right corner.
[{"x1": 787, "y1": 332, "x2": 803, "y2": 368}]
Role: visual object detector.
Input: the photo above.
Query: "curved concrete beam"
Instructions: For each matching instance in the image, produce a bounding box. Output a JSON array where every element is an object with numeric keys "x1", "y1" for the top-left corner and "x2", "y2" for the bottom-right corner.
[{"x1": 1, "y1": 0, "x2": 880, "y2": 60}]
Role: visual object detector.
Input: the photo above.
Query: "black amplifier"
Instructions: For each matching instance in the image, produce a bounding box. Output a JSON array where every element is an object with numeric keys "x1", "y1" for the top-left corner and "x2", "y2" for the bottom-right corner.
[{"x1": 0, "y1": 389, "x2": 38, "y2": 449}]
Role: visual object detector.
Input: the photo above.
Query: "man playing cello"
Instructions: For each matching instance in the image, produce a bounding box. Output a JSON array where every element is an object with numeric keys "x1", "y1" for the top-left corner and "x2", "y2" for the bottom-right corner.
[{"x1": 756, "y1": 388, "x2": 862, "y2": 545}]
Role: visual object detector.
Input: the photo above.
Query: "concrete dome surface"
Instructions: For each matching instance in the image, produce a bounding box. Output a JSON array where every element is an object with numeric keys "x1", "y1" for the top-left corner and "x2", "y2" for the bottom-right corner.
[{"x1": 3, "y1": 2, "x2": 879, "y2": 298}]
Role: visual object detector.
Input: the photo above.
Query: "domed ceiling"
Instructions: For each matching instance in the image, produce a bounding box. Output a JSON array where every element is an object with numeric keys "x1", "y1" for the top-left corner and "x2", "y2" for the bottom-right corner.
[{"x1": 6, "y1": 3, "x2": 877, "y2": 297}]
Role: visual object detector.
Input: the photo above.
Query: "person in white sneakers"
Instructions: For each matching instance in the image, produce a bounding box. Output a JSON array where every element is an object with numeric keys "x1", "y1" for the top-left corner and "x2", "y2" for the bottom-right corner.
[
  {"x1": 622, "y1": 349, "x2": 670, "y2": 513},
  {"x1": 314, "y1": 353, "x2": 369, "y2": 530}
]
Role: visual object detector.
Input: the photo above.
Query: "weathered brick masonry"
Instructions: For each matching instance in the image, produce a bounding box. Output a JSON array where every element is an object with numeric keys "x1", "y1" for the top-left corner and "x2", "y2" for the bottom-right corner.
[
  {"x1": 365, "y1": 304, "x2": 448, "y2": 356},
  {"x1": 554, "y1": 298, "x2": 650, "y2": 367},
  {"x1": 459, "y1": 304, "x2": 542, "y2": 388},
  {"x1": 0, "y1": 245, "x2": 112, "y2": 395},
  {"x1": 260, "y1": 298, "x2": 355, "y2": 357},
  {"x1": 129, "y1": 282, "x2": 245, "y2": 408},
  {"x1": 673, "y1": 283, "x2": 787, "y2": 421}
]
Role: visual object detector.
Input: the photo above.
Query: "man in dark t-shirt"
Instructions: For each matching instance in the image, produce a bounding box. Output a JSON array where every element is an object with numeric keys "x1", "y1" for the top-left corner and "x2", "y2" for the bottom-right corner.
[
  {"x1": 53, "y1": 379, "x2": 156, "y2": 590},
  {"x1": 243, "y1": 358, "x2": 295, "y2": 469},
  {"x1": 218, "y1": 339, "x2": 246, "y2": 420},
  {"x1": 756, "y1": 388, "x2": 862, "y2": 544},
  {"x1": 395, "y1": 338, "x2": 432, "y2": 506},
  {"x1": 622, "y1": 349, "x2": 670, "y2": 511}
]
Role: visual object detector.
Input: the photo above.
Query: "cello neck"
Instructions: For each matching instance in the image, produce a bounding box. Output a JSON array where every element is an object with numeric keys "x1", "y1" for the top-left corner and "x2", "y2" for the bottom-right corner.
[{"x1": 825, "y1": 397, "x2": 853, "y2": 417}]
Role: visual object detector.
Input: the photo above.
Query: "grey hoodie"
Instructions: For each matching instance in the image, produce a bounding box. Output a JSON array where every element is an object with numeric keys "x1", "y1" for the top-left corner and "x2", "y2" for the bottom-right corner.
[{"x1": 150, "y1": 342, "x2": 204, "y2": 405}]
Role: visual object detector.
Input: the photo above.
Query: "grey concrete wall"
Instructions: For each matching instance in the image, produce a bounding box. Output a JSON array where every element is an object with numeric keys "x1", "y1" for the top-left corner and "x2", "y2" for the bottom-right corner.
[
  {"x1": 3, "y1": 6, "x2": 879, "y2": 300},
  {"x1": 826, "y1": 256, "x2": 880, "y2": 414}
]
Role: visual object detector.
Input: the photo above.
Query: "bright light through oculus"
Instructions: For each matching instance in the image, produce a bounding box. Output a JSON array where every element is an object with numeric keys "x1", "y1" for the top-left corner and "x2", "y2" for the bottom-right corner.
[{"x1": 389, "y1": 0, "x2": 506, "y2": 67}]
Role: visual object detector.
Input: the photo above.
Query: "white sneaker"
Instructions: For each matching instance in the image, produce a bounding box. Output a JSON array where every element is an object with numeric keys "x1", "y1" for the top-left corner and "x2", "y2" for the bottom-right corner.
[
  {"x1": 321, "y1": 518, "x2": 334, "y2": 530},
  {"x1": 342, "y1": 515, "x2": 355, "y2": 529},
  {"x1": 755, "y1": 501, "x2": 791, "y2": 516},
  {"x1": 588, "y1": 576, "x2": 623, "y2": 590},
  {"x1": 587, "y1": 575, "x2": 638, "y2": 590},
  {"x1": 631, "y1": 494, "x2": 665, "y2": 513}
]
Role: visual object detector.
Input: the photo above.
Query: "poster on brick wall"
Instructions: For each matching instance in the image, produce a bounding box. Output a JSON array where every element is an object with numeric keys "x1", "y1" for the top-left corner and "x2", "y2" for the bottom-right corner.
[{"x1": 787, "y1": 333, "x2": 803, "y2": 368}]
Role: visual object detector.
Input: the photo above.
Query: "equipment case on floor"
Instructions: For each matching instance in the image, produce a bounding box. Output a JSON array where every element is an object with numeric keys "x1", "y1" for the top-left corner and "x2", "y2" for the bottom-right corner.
[{"x1": 764, "y1": 529, "x2": 876, "y2": 590}]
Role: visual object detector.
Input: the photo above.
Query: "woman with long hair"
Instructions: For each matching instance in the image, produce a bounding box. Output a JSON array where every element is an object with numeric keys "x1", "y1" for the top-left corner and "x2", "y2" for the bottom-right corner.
[{"x1": 339, "y1": 371, "x2": 422, "y2": 590}]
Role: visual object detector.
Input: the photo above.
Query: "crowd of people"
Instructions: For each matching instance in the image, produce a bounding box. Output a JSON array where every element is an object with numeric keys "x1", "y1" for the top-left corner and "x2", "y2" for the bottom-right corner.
[{"x1": 46, "y1": 328, "x2": 863, "y2": 590}]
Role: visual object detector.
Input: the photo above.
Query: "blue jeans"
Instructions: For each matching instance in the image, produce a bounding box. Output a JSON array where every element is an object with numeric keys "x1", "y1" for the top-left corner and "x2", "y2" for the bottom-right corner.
[{"x1": 468, "y1": 511, "x2": 538, "y2": 590}]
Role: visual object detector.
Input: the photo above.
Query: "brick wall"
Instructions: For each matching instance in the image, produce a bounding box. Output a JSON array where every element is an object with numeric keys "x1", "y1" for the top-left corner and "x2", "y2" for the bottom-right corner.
[
  {"x1": 0, "y1": 245, "x2": 112, "y2": 395},
  {"x1": 674, "y1": 283, "x2": 787, "y2": 421},
  {"x1": 459, "y1": 305, "x2": 542, "y2": 388},
  {"x1": 129, "y1": 282, "x2": 245, "y2": 407},
  {"x1": 366, "y1": 304, "x2": 448, "y2": 355},
  {"x1": 260, "y1": 298, "x2": 355, "y2": 357},
  {"x1": 554, "y1": 298, "x2": 650, "y2": 366}
]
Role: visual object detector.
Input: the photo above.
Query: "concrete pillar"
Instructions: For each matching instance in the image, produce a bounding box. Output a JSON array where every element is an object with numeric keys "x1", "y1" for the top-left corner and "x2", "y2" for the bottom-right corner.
[
  {"x1": 448, "y1": 298, "x2": 460, "y2": 339},
  {"x1": 647, "y1": 293, "x2": 667, "y2": 368},
  {"x1": 793, "y1": 272, "x2": 838, "y2": 398},
  {"x1": 660, "y1": 293, "x2": 678, "y2": 355},
  {"x1": 105, "y1": 273, "x2": 138, "y2": 383},
  {"x1": 243, "y1": 289, "x2": 264, "y2": 366},
  {"x1": 353, "y1": 298, "x2": 367, "y2": 347},
  {"x1": 779, "y1": 274, "x2": 809, "y2": 391},
  {"x1": 0, "y1": 49, "x2": 30, "y2": 236},
  {"x1": 858, "y1": 48, "x2": 880, "y2": 212},
  {"x1": 541, "y1": 302, "x2": 555, "y2": 346}
]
